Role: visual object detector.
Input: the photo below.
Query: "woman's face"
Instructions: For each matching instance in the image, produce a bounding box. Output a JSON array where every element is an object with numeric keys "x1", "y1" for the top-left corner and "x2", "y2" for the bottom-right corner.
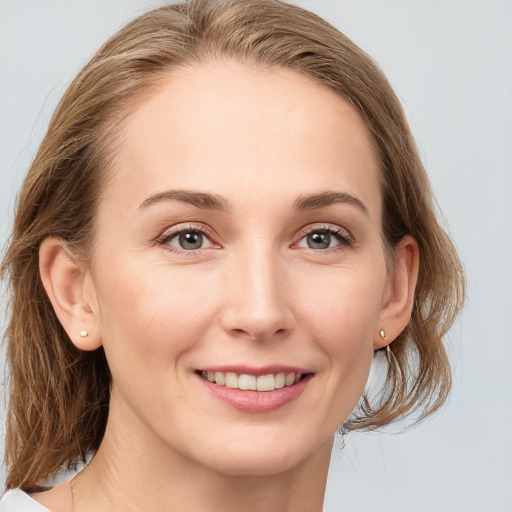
[{"x1": 87, "y1": 61, "x2": 392, "y2": 475}]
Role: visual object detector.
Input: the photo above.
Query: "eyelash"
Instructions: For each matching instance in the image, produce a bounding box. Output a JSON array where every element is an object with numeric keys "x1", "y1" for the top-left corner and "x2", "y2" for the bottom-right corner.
[
  {"x1": 295, "y1": 224, "x2": 355, "y2": 252},
  {"x1": 156, "y1": 223, "x2": 218, "y2": 255},
  {"x1": 156, "y1": 223, "x2": 355, "y2": 255}
]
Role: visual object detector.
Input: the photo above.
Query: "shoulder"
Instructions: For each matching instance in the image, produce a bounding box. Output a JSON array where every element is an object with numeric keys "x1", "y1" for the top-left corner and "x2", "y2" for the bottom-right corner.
[{"x1": 0, "y1": 490, "x2": 51, "y2": 511}]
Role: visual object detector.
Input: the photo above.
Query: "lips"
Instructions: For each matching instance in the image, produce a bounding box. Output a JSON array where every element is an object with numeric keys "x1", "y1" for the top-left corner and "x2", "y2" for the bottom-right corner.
[{"x1": 196, "y1": 366, "x2": 313, "y2": 412}]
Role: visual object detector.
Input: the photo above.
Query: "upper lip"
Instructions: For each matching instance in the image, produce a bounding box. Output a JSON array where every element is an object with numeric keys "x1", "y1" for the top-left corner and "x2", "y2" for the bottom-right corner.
[{"x1": 196, "y1": 365, "x2": 312, "y2": 376}]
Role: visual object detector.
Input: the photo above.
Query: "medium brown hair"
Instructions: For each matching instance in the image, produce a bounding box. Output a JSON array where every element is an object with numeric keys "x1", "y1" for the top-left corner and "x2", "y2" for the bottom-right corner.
[{"x1": 1, "y1": 0, "x2": 465, "y2": 489}]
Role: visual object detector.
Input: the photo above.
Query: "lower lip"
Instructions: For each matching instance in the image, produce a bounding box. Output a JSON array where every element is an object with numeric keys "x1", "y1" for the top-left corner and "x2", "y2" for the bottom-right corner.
[{"x1": 198, "y1": 374, "x2": 312, "y2": 413}]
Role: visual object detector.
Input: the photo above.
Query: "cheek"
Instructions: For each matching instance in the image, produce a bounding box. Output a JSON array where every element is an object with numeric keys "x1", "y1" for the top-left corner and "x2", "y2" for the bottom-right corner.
[
  {"x1": 299, "y1": 262, "x2": 385, "y2": 347},
  {"x1": 300, "y1": 265, "x2": 385, "y2": 412},
  {"x1": 94, "y1": 260, "x2": 218, "y2": 377}
]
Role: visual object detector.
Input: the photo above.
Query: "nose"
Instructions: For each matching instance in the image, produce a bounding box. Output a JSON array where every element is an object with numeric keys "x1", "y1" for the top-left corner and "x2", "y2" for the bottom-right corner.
[{"x1": 220, "y1": 245, "x2": 295, "y2": 342}]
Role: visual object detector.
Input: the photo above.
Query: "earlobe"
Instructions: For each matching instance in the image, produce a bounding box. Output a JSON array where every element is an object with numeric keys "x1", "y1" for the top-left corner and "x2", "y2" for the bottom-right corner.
[
  {"x1": 39, "y1": 236, "x2": 102, "y2": 351},
  {"x1": 374, "y1": 235, "x2": 419, "y2": 349}
]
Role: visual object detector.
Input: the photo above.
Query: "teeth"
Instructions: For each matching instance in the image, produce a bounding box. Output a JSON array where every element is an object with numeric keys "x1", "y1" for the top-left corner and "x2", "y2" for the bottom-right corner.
[
  {"x1": 201, "y1": 370, "x2": 304, "y2": 391},
  {"x1": 225, "y1": 372, "x2": 239, "y2": 389},
  {"x1": 239, "y1": 374, "x2": 257, "y2": 390},
  {"x1": 275, "y1": 373, "x2": 285, "y2": 389},
  {"x1": 257, "y1": 374, "x2": 275, "y2": 391}
]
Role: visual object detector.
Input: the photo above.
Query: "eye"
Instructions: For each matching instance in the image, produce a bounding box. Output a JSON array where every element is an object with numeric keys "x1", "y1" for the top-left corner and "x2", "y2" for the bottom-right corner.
[
  {"x1": 306, "y1": 231, "x2": 334, "y2": 250},
  {"x1": 158, "y1": 225, "x2": 215, "y2": 253},
  {"x1": 171, "y1": 231, "x2": 207, "y2": 250},
  {"x1": 296, "y1": 225, "x2": 354, "y2": 251}
]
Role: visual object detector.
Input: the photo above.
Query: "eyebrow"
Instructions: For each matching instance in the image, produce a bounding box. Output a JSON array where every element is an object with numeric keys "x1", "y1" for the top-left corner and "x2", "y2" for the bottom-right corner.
[
  {"x1": 139, "y1": 189, "x2": 231, "y2": 212},
  {"x1": 293, "y1": 192, "x2": 369, "y2": 216},
  {"x1": 139, "y1": 189, "x2": 368, "y2": 216}
]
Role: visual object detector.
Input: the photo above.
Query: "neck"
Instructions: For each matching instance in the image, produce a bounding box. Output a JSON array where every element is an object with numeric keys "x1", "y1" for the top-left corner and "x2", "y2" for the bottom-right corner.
[{"x1": 72, "y1": 397, "x2": 332, "y2": 512}]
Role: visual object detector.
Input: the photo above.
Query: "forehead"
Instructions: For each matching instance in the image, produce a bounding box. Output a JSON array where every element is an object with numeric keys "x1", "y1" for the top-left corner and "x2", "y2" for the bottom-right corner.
[{"x1": 104, "y1": 60, "x2": 381, "y2": 218}]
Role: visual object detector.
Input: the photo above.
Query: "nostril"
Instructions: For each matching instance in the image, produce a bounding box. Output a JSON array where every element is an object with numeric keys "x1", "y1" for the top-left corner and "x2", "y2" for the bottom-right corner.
[{"x1": 228, "y1": 326, "x2": 288, "y2": 341}]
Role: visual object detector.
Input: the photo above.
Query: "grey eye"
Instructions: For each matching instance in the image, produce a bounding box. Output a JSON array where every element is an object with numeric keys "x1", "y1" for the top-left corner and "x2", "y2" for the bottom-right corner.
[
  {"x1": 160, "y1": 225, "x2": 216, "y2": 253},
  {"x1": 173, "y1": 231, "x2": 204, "y2": 250},
  {"x1": 306, "y1": 231, "x2": 333, "y2": 250}
]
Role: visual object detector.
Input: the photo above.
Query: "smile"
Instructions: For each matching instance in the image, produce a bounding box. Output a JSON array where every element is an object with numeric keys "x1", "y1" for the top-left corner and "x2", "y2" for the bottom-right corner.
[
  {"x1": 196, "y1": 365, "x2": 314, "y2": 412},
  {"x1": 200, "y1": 370, "x2": 304, "y2": 391}
]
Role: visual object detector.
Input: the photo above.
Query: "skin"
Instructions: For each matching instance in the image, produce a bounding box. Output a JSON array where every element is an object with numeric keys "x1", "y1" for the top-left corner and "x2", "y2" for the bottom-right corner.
[{"x1": 37, "y1": 61, "x2": 419, "y2": 512}]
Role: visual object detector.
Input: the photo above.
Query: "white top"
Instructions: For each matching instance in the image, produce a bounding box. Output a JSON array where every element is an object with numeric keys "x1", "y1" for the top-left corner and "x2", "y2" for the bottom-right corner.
[{"x1": 0, "y1": 490, "x2": 51, "y2": 511}]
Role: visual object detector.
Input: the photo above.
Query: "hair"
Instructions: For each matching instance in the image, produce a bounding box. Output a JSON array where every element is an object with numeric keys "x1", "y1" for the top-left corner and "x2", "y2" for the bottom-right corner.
[{"x1": 1, "y1": 0, "x2": 465, "y2": 490}]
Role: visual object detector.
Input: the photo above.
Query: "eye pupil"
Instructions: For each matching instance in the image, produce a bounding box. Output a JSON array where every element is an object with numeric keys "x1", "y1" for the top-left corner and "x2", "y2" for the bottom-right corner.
[
  {"x1": 179, "y1": 231, "x2": 203, "y2": 250},
  {"x1": 307, "y1": 232, "x2": 331, "y2": 249}
]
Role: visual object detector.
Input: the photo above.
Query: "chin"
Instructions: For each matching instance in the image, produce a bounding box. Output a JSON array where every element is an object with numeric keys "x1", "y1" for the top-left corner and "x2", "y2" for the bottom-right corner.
[
  {"x1": 205, "y1": 453, "x2": 312, "y2": 477},
  {"x1": 190, "y1": 432, "x2": 333, "y2": 477}
]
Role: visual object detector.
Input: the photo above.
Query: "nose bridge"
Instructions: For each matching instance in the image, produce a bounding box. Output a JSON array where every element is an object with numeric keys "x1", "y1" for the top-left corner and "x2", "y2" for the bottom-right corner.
[{"x1": 222, "y1": 240, "x2": 293, "y2": 340}]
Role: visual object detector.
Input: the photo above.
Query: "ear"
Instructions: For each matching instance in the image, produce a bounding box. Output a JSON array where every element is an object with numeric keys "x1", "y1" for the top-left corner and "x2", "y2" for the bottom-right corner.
[
  {"x1": 374, "y1": 235, "x2": 420, "y2": 350},
  {"x1": 39, "y1": 236, "x2": 102, "y2": 351}
]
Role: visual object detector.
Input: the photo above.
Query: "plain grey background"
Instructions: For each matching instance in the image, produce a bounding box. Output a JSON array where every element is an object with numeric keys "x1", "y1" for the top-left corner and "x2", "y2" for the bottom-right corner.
[{"x1": 1, "y1": 1, "x2": 511, "y2": 510}]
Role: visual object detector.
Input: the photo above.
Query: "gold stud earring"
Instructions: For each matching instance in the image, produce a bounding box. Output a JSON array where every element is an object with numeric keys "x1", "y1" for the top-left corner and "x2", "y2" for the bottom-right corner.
[
  {"x1": 379, "y1": 329, "x2": 386, "y2": 340},
  {"x1": 79, "y1": 330, "x2": 89, "y2": 338}
]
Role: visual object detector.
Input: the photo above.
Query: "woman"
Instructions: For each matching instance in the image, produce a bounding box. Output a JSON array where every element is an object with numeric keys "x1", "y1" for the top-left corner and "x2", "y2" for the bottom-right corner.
[{"x1": 0, "y1": 0, "x2": 464, "y2": 510}]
